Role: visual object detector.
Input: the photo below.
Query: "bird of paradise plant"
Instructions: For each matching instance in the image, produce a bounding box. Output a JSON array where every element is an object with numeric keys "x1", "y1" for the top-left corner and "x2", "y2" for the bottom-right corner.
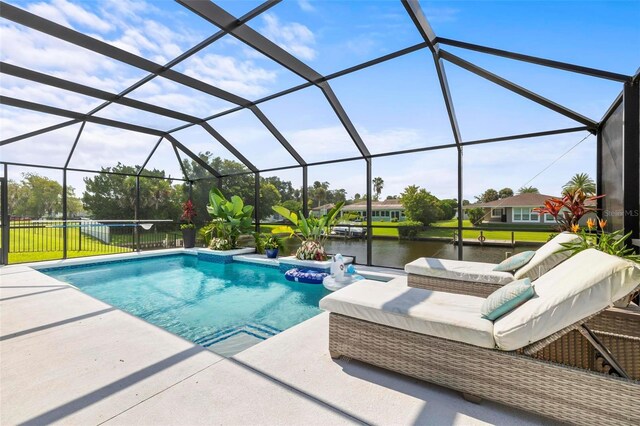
[
  {"x1": 533, "y1": 189, "x2": 604, "y2": 232},
  {"x1": 271, "y1": 202, "x2": 345, "y2": 261}
]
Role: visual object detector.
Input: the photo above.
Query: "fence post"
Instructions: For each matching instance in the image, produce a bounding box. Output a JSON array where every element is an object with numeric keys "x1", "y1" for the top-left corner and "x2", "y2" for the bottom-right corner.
[
  {"x1": 135, "y1": 175, "x2": 140, "y2": 252},
  {"x1": 62, "y1": 169, "x2": 67, "y2": 259},
  {"x1": 254, "y1": 172, "x2": 260, "y2": 234},
  {"x1": 366, "y1": 159, "x2": 372, "y2": 266},
  {"x1": 1, "y1": 164, "x2": 9, "y2": 265},
  {"x1": 457, "y1": 147, "x2": 464, "y2": 260}
]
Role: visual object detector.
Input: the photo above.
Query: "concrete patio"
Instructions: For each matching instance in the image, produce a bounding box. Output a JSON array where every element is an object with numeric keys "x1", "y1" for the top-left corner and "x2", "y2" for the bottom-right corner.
[{"x1": 1, "y1": 265, "x2": 548, "y2": 425}]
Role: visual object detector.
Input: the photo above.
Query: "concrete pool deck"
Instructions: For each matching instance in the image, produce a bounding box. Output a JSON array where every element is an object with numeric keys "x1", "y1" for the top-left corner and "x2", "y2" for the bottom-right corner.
[{"x1": 1, "y1": 264, "x2": 547, "y2": 425}]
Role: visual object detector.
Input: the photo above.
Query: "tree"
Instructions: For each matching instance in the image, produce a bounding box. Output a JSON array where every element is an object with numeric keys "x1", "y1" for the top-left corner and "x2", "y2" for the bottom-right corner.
[
  {"x1": 563, "y1": 173, "x2": 596, "y2": 196},
  {"x1": 400, "y1": 185, "x2": 443, "y2": 226},
  {"x1": 66, "y1": 186, "x2": 84, "y2": 217},
  {"x1": 372, "y1": 177, "x2": 384, "y2": 200},
  {"x1": 183, "y1": 154, "x2": 254, "y2": 225},
  {"x1": 281, "y1": 199, "x2": 302, "y2": 214},
  {"x1": 10, "y1": 173, "x2": 63, "y2": 218},
  {"x1": 263, "y1": 176, "x2": 297, "y2": 201},
  {"x1": 259, "y1": 182, "x2": 281, "y2": 220},
  {"x1": 498, "y1": 187, "x2": 514, "y2": 199},
  {"x1": 82, "y1": 163, "x2": 181, "y2": 222},
  {"x1": 438, "y1": 199, "x2": 458, "y2": 221},
  {"x1": 7, "y1": 180, "x2": 28, "y2": 216},
  {"x1": 475, "y1": 188, "x2": 499, "y2": 203},
  {"x1": 353, "y1": 193, "x2": 361, "y2": 201},
  {"x1": 518, "y1": 186, "x2": 540, "y2": 194},
  {"x1": 467, "y1": 208, "x2": 486, "y2": 226}
]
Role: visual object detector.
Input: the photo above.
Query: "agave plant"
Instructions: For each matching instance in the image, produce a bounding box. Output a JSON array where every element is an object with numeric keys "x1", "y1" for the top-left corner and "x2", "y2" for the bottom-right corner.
[
  {"x1": 205, "y1": 187, "x2": 254, "y2": 249},
  {"x1": 271, "y1": 202, "x2": 344, "y2": 260}
]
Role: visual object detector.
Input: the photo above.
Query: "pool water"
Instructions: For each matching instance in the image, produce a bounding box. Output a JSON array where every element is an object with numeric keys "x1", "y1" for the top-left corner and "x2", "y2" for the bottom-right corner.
[{"x1": 44, "y1": 255, "x2": 329, "y2": 356}]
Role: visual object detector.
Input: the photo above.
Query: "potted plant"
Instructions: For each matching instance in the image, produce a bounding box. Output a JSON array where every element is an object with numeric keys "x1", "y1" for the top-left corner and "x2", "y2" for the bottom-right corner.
[
  {"x1": 557, "y1": 217, "x2": 640, "y2": 307},
  {"x1": 264, "y1": 235, "x2": 283, "y2": 259},
  {"x1": 271, "y1": 202, "x2": 344, "y2": 261},
  {"x1": 204, "y1": 188, "x2": 254, "y2": 250},
  {"x1": 180, "y1": 199, "x2": 197, "y2": 248}
]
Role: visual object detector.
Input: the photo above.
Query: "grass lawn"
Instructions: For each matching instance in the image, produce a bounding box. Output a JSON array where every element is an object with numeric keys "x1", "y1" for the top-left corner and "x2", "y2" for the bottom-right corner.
[
  {"x1": 422, "y1": 219, "x2": 554, "y2": 242},
  {"x1": 260, "y1": 219, "x2": 553, "y2": 242},
  {"x1": 4, "y1": 225, "x2": 130, "y2": 264}
]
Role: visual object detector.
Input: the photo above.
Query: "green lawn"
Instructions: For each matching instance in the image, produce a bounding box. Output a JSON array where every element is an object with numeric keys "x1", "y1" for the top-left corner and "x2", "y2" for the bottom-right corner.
[
  {"x1": 421, "y1": 219, "x2": 553, "y2": 242},
  {"x1": 261, "y1": 219, "x2": 553, "y2": 242},
  {"x1": 3, "y1": 224, "x2": 130, "y2": 264}
]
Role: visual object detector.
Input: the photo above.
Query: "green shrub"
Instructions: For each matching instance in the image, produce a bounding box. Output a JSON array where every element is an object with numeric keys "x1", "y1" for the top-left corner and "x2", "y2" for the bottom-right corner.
[
  {"x1": 397, "y1": 220, "x2": 422, "y2": 240},
  {"x1": 467, "y1": 208, "x2": 486, "y2": 226}
]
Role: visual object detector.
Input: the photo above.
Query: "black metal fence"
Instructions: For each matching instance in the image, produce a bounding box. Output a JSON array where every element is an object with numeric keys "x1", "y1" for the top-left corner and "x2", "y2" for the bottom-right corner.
[{"x1": 5, "y1": 219, "x2": 184, "y2": 264}]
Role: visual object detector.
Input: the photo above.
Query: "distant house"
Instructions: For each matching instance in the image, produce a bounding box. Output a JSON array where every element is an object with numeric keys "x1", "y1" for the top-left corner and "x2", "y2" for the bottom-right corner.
[
  {"x1": 312, "y1": 199, "x2": 406, "y2": 222},
  {"x1": 463, "y1": 193, "x2": 596, "y2": 226}
]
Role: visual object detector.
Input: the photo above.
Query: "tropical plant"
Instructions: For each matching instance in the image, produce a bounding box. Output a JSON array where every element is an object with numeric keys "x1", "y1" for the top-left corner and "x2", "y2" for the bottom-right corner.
[
  {"x1": 272, "y1": 201, "x2": 345, "y2": 260},
  {"x1": 518, "y1": 186, "x2": 540, "y2": 194},
  {"x1": 372, "y1": 177, "x2": 384, "y2": 200},
  {"x1": 205, "y1": 187, "x2": 254, "y2": 249},
  {"x1": 558, "y1": 218, "x2": 640, "y2": 263},
  {"x1": 181, "y1": 199, "x2": 197, "y2": 224},
  {"x1": 533, "y1": 189, "x2": 604, "y2": 232},
  {"x1": 296, "y1": 240, "x2": 326, "y2": 261},
  {"x1": 562, "y1": 172, "x2": 596, "y2": 196},
  {"x1": 263, "y1": 235, "x2": 284, "y2": 251}
]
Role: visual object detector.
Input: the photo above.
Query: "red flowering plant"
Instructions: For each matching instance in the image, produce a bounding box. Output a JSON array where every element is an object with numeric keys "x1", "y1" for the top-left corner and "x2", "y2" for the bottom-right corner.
[
  {"x1": 533, "y1": 189, "x2": 604, "y2": 232},
  {"x1": 180, "y1": 199, "x2": 197, "y2": 230}
]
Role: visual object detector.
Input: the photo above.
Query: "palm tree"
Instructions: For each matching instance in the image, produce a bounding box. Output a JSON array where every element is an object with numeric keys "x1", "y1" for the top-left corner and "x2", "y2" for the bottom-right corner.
[
  {"x1": 563, "y1": 173, "x2": 596, "y2": 195},
  {"x1": 518, "y1": 186, "x2": 539, "y2": 194},
  {"x1": 372, "y1": 177, "x2": 384, "y2": 200}
]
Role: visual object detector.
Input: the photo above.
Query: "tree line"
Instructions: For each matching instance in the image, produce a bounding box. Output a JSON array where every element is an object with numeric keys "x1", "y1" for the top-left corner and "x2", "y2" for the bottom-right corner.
[{"x1": 9, "y1": 154, "x2": 590, "y2": 228}]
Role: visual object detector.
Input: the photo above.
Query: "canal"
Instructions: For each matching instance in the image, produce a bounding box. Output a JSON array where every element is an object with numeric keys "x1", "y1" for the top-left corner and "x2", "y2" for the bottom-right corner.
[{"x1": 281, "y1": 237, "x2": 544, "y2": 269}]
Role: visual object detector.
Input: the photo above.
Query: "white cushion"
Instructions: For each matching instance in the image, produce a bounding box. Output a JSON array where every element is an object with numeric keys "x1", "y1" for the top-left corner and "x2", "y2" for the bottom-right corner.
[
  {"x1": 405, "y1": 258, "x2": 514, "y2": 285},
  {"x1": 320, "y1": 280, "x2": 496, "y2": 348},
  {"x1": 494, "y1": 249, "x2": 640, "y2": 351},
  {"x1": 514, "y1": 232, "x2": 580, "y2": 281}
]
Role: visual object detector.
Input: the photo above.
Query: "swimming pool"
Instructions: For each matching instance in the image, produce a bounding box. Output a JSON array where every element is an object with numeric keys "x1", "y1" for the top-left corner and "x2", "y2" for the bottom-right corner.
[{"x1": 43, "y1": 254, "x2": 329, "y2": 356}]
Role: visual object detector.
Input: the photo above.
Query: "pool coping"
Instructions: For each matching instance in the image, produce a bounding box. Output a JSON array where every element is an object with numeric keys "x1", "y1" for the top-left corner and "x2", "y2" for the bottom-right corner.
[{"x1": 8, "y1": 249, "x2": 404, "y2": 282}]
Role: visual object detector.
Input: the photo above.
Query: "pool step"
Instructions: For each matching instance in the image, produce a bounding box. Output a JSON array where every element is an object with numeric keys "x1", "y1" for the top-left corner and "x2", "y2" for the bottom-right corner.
[{"x1": 194, "y1": 323, "x2": 283, "y2": 348}]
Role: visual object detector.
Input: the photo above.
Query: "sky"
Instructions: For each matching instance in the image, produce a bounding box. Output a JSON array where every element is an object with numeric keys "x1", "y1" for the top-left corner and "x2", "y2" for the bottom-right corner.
[{"x1": 1, "y1": 0, "x2": 639, "y2": 202}]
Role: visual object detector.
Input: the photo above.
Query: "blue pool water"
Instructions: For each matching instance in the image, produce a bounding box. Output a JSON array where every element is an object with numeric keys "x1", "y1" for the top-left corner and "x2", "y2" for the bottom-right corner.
[{"x1": 43, "y1": 255, "x2": 329, "y2": 356}]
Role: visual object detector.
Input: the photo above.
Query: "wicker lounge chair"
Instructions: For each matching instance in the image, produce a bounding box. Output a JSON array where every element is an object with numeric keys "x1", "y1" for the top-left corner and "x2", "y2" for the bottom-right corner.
[
  {"x1": 406, "y1": 232, "x2": 581, "y2": 295},
  {"x1": 321, "y1": 249, "x2": 640, "y2": 425}
]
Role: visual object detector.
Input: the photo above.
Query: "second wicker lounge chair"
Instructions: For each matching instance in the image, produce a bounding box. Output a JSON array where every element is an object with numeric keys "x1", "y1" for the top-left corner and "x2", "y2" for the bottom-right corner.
[{"x1": 321, "y1": 248, "x2": 640, "y2": 425}]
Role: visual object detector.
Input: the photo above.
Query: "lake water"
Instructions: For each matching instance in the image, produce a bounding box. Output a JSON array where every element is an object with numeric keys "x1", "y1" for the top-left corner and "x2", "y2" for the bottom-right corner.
[{"x1": 281, "y1": 237, "x2": 542, "y2": 268}]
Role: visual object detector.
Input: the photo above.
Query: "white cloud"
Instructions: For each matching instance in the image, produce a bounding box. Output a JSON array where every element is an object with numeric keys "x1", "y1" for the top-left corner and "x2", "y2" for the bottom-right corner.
[
  {"x1": 260, "y1": 13, "x2": 317, "y2": 61},
  {"x1": 26, "y1": 0, "x2": 112, "y2": 33},
  {"x1": 285, "y1": 126, "x2": 361, "y2": 161},
  {"x1": 423, "y1": 7, "x2": 460, "y2": 23},
  {"x1": 297, "y1": 0, "x2": 316, "y2": 13},
  {"x1": 52, "y1": 0, "x2": 113, "y2": 32},
  {"x1": 181, "y1": 53, "x2": 278, "y2": 98},
  {"x1": 67, "y1": 123, "x2": 160, "y2": 170}
]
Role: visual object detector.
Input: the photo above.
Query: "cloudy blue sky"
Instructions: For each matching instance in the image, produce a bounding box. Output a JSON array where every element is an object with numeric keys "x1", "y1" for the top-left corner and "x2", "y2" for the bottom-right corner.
[{"x1": 1, "y1": 0, "x2": 638, "y2": 201}]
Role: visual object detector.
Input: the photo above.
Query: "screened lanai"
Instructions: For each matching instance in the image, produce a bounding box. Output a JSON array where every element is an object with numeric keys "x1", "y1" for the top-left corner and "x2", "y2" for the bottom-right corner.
[{"x1": 0, "y1": 0, "x2": 638, "y2": 267}]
